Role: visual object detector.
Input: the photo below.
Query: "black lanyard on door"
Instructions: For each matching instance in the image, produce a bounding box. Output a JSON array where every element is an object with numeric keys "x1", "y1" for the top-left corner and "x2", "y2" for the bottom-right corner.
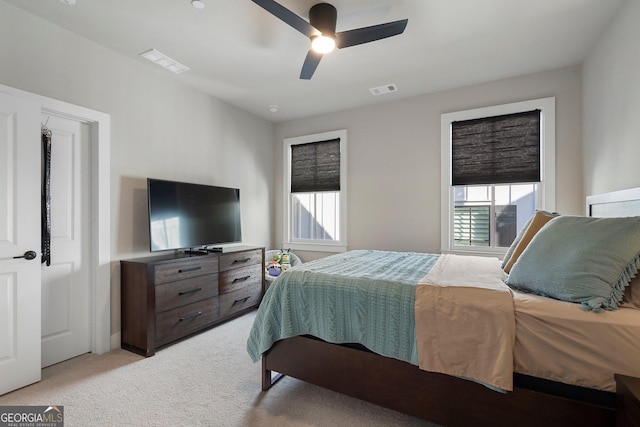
[{"x1": 41, "y1": 128, "x2": 51, "y2": 266}]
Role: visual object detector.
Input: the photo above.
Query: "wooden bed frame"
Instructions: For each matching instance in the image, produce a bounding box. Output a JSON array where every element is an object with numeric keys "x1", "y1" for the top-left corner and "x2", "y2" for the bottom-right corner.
[
  {"x1": 259, "y1": 188, "x2": 640, "y2": 426},
  {"x1": 261, "y1": 336, "x2": 615, "y2": 426}
]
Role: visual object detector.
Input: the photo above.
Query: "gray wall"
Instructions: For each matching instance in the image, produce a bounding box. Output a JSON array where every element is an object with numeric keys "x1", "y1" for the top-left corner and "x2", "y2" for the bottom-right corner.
[
  {"x1": 0, "y1": 2, "x2": 274, "y2": 338},
  {"x1": 275, "y1": 67, "x2": 584, "y2": 260},
  {"x1": 583, "y1": 0, "x2": 640, "y2": 197}
]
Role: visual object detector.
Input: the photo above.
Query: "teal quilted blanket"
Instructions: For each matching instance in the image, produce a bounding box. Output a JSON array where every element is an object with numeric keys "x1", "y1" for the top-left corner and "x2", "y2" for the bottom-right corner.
[{"x1": 246, "y1": 250, "x2": 440, "y2": 364}]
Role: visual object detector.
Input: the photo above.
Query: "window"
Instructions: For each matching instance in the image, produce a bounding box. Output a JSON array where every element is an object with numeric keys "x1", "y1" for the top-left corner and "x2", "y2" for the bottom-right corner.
[
  {"x1": 284, "y1": 130, "x2": 347, "y2": 252},
  {"x1": 441, "y1": 98, "x2": 555, "y2": 255}
]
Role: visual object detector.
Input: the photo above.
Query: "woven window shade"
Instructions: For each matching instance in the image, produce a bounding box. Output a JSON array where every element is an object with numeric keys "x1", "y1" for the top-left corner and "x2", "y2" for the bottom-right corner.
[
  {"x1": 452, "y1": 110, "x2": 541, "y2": 186},
  {"x1": 291, "y1": 138, "x2": 341, "y2": 193}
]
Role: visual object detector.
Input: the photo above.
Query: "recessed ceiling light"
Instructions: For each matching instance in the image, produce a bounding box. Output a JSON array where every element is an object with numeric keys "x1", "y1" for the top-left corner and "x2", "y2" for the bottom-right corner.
[
  {"x1": 59, "y1": 0, "x2": 76, "y2": 4},
  {"x1": 139, "y1": 49, "x2": 190, "y2": 74},
  {"x1": 267, "y1": 105, "x2": 279, "y2": 113},
  {"x1": 191, "y1": 0, "x2": 205, "y2": 9}
]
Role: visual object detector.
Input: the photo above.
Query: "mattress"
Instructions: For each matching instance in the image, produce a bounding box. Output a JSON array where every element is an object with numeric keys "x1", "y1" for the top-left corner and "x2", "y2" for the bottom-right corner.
[{"x1": 513, "y1": 289, "x2": 640, "y2": 392}]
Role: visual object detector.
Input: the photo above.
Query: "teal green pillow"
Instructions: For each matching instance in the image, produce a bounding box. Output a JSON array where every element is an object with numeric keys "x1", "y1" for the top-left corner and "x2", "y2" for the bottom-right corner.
[{"x1": 506, "y1": 215, "x2": 640, "y2": 312}]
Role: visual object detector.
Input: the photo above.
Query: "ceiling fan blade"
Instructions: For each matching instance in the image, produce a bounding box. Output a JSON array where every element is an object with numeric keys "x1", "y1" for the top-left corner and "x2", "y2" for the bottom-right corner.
[
  {"x1": 251, "y1": 0, "x2": 318, "y2": 38},
  {"x1": 300, "y1": 50, "x2": 323, "y2": 80},
  {"x1": 335, "y1": 19, "x2": 408, "y2": 49}
]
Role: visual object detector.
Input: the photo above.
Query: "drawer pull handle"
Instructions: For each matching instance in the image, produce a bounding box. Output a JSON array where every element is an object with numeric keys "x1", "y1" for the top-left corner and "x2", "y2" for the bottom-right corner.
[
  {"x1": 179, "y1": 311, "x2": 203, "y2": 321},
  {"x1": 233, "y1": 275, "x2": 251, "y2": 283},
  {"x1": 179, "y1": 287, "x2": 202, "y2": 296},
  {"x1": 232, "y1": 258, "x2": 251, "y2": 264},
  {"x1": 232, "y1": 296, "x2": 251, "y2": 306},
  {"x1": 178, "y1": 266, "x2": 202, "y2": 273}
]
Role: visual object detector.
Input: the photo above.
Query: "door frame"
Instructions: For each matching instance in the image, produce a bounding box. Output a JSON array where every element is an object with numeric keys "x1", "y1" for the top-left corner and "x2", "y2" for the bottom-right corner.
[{"x1": 0, "y1": 83, "x2": 111, "y2": 355}]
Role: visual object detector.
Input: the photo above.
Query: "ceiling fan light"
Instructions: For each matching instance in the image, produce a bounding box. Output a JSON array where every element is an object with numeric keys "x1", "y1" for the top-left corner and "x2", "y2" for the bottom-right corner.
[{"x1": 311, "y1": 35, "x2": 336, "y2": 54}]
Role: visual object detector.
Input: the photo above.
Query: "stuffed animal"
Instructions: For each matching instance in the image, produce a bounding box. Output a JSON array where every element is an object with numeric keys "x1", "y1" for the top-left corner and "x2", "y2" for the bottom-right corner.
[
  {"x1": 266, "y1": 262, "x2": 281, "y2": 276},
  {"x1": 265, "y1": 251, "x2": 281, "y2": 276},
  {"x1": 266, "y1": 249, "x2": 295, "y2": 276},
  {"x1": 280, "y1": 248, "x2": 292, "y2": 271}
]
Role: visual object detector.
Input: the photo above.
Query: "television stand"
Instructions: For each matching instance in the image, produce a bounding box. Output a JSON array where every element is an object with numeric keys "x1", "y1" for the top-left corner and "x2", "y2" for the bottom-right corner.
[{"x1": 120, "y1": 246, "x2": 265, "y2": 357}]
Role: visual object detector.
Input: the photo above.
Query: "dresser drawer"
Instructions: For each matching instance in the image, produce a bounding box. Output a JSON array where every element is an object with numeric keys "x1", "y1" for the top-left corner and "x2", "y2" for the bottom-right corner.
[
  {"x1": 155, "y1": 298, "x2": 220, "y2": 345},
  {"x1": 218, "y1": 249, "x2": 263, "y2": 272},
  {"x1": 155, "y1": 274, "x2": 219, "y2": 312},
  {"x1": 154, "y1": 257, "x2": 218, "y2": 285},
  {"x1": 219, "y1": 282, "x2": 262, "y2": 318},
  {"x1": 219, "y1": 264, "x2": 262, "y2": 294}
]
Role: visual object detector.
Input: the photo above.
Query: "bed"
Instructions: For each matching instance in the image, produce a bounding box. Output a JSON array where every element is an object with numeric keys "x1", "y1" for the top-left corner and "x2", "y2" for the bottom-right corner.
[{"x1": 247, "y1": 188, "x2": 640, "y2": 426}]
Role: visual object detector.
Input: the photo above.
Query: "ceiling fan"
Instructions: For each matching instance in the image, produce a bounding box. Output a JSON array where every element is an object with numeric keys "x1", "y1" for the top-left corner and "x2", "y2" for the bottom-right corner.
[{"x1": 251, "y1": 0, "x2": 409, "y2": 79}]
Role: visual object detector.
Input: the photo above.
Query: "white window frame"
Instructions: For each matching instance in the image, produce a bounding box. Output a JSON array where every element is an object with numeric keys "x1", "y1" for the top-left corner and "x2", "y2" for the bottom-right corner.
[
  {"x1": 440, "y1": 97, "x2": 556, "y2": 256},
  {"x1": 283, "y1": 129, "x2": 348, "y2": 252}
]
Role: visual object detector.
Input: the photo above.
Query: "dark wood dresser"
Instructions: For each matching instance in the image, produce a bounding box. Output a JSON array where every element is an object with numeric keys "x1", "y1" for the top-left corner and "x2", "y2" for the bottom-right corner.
[{"x1": 120, "y1": 246, "x2": 264, "y2": 356}]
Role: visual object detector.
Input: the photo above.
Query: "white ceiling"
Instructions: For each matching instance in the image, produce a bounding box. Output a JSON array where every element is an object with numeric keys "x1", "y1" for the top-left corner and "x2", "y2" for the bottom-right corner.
[{"x1": 3, "y1": 0, "x2": 625, "y2": 122}]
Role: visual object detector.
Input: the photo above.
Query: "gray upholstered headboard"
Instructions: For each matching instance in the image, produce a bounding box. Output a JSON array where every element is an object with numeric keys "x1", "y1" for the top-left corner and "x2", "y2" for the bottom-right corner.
[{"x1": 586, "y1": 187, "x2": 640, "y2": 218}]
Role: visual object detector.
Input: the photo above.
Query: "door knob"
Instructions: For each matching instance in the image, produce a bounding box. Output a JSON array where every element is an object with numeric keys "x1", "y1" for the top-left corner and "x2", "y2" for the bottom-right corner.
[{"x1": 14, "y1": 250, "x2": 37, "y2": 260}]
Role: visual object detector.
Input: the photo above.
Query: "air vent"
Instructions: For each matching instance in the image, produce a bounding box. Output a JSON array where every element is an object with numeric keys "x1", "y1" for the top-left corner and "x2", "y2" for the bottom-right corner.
[
  {"x1": 139, "y1": 49, "x2": 190, "y2": 74},
  {"x1": 369, "y1": 83, "x2": 398, "y2": 96}
]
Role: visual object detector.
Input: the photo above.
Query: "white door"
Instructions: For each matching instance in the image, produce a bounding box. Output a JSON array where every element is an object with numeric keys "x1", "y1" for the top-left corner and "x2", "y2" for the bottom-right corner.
[
  {"x1": 0, "y1": 92, "x2": 42, "y2": 395},
  {"x1": 40, "y1": 114, "x2": 91, "y2": 368}
]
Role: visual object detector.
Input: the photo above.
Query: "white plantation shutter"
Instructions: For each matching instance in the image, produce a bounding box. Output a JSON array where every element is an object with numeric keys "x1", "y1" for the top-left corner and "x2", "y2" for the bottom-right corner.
[{"x1": 454, "y1": 206, "x2": 490, "y2": 246}]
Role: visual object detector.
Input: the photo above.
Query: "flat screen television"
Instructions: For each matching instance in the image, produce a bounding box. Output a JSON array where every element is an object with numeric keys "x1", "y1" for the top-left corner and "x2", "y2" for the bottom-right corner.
[{"x1": 147, "y1": 178, "x2": 242, "y2": 252}]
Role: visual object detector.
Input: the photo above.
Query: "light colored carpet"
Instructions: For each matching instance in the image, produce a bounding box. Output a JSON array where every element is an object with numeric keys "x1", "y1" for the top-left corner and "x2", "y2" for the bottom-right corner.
[{"x1": 0, "y1": 311, "x2": 436, "y2": 426}]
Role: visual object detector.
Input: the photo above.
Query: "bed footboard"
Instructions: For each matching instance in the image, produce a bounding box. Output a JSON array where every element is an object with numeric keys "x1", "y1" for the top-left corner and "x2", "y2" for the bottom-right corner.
[{"x1": 262, "y1": 336, "x2": 615, "y2": 427}]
